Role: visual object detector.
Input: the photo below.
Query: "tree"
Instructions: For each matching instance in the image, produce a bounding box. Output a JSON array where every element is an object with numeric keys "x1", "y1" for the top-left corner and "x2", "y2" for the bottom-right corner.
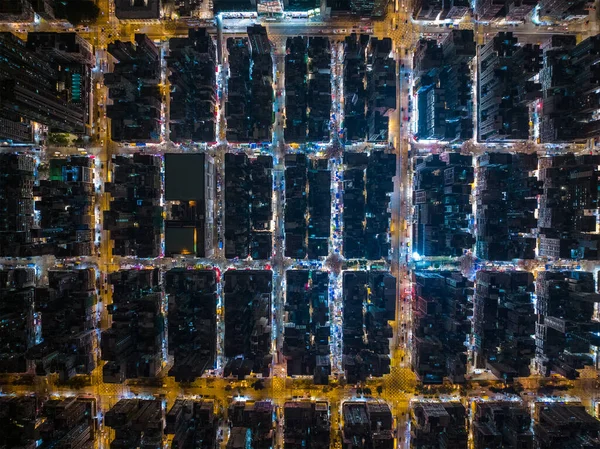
[{"x1": 48, "y1": 133, "x2": 71, "y2": 147}]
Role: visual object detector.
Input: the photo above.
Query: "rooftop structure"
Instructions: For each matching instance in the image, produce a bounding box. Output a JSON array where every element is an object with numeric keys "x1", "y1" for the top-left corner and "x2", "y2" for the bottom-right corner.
[
  {"x1": 412, "y1": 153, "x2": 474, "y2": 257},
  {"x1": 165, "y1": 268, "x2": 218, "y2": 381},
  {"x1": 411, "y1": 401, "x2": 467, "y2": 449},
  {"x1": 473, "y1": 270, "x2": 535, "y2": 380},
  {"x1": 224, "y1": 269, "x2": 272, "y2": 378},
  {"x1": 475, "y1": 152, "x2": 540, "y2": 261},
  {"x1": 343, "y1": 271, "x2": 395, "y2": 382},
  {"x1": 167, "y1": 29, "x2": 217, "y2": 143},
  {"x1": 224, "y1": 153, "x2": 273, "y2": 260},
  {"x1": 412, "y1": 271, "x2": 472, "y2": 384},
  {"x1": 29, "y1": 268, "x2": 98, "y2": 381},
  {"x1": 102, "y1": 268, "x2": 164, "y2": 382},
  {"x1": 104, "y1": 153, "x2": 163, "y2": 258},
  {"x1": 284, "y1": 270, "x2": 330, "y2": 383},
  {"x1": 105, "y1": 34, "x2": 161, "y2": 142}
]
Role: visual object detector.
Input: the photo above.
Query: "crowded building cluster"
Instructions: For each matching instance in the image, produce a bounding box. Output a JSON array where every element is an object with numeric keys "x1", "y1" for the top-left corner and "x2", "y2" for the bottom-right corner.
[
  {"x1": 411, "y1": 400, "x2": 600, "y2": 449},
  {"x1": 284, "y1": 37, "x2": 332, "y2": 143},
  {"x1": 0, "y1": 32, "x2": 93, "y2": 143},
  {"x1": 343, "y1": 34, "x2": 396, "y2": 142},
  {"x1": 105, "y1": 34, "x2": 162, "y2": 143},
  {"x1": 224, "y1": 153, "x2": 273, "y2": 260},
  {"x1": 413, "y1": 30, "x2": 476, "y2": 142},
  {"x1": 342, "y1": 270, "x2": 396, "y2": 382},
  {"x1": 343, "y1": 151, "x2": 396, "y2": 260},
  {"x1": 284, "y1": 154, "x2": 331, "y2": 259},
  {"x1": 0, "y1": 154, "x2": 95, "y2": 258},
  {"x1": 477, "y1": 33, "x2": 600, "y2": 143},
  {"x1": 284, "y1": 270, "x2": 330, "y2": 383},
  {"x1": 223, "y1": 269, "x2": 272, "y2": 378},
  {"x1": 226, "y1": 26, "x2": 274, "y2": 142}
]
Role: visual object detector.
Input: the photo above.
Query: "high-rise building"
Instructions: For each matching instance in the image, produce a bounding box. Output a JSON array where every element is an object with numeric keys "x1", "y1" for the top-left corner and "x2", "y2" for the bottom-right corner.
[
  {"x1": 367, "y1": 37, "x2": 396, "y2": 142},
  {"x1": 0, "y1": 33, "x2": 89, "y2": 142},
  {"x1": 102, "y1": 269, "x2": 164, "y2": 383},
  {"x1": 539, "y1": 35, "x2": 600, "y2": 143},
  {"x1": 285, "y1": 37, "x2": 309, "y2": 143},
  {"x1": 29, "y1": 268, "x2": 98, "y2": 381},
  {"x1": 411, "y1": 402, "x2": 468, "y2": 449},
  {"x1": 106, "y1": 399, "x2": 165, "y2": 448},
  {"x1": 343, "y1": 151, "x2": 395, "y2": 260},
  {"x1": 535, "y1": 271, "x2": 600, "y2": 378},
  {"x1": 343, "y1": 402, "x2": 394, "y2": 449},
  {"x1": 413, "y1": 153, "x2": 474, "y2": 257},
  {"x1": 538, "y1": 0, "x2": 592, "y2": 21},
  {"x1": 0, "y1": 268, "x2": 36, "y2": 373},
  {"x1": 475, "y1": 152, "x2": 540, "y2": 261},
  {"x1": 167, "y1": 29, "x2": 217, "y2": 143},
  {"x1": 224, "y1": 153, "x2": 272, "y2": 259},
  {"x1": 538, "y1": 154, "x2": 600, "y2": 259},
  {"x1": 534, "y1": 403, "x2": 600, "y2": 449},
  {"x1": 105, "y1": 34, "x2": 161, "y2": 142},
  {"x1": 473, "y1": 401, "x2": 533, "y2": 449},
  {"x1": 226, "y1": 37, "x2": 251, "y2": 142},
  {"x1": 478, "y1": 32, "x2": 542, "y2": 142},
  {"x1": 248, "y1": 25, "x2": 274, "y2": 142},
  {"x1": 284, "y1": 401, "x2": 330, "y2": 449},
  {"x1": 0, "y1": 0, "x2": 34, "y2": 22},
  {"x1": 114, "y1": 0, "x2": 160, "y2": 19},
  {"x1": 228, "y1": 401, "x2": 274, "y2": 449},
  {"x1": 343, "y1": 34, "x2": 369, "y2": 141},
  {"x1": 307, "y1": 37, "x2": 332, "y2": 142},
  {"x1": 412, "y1": 271, "x2": 472, "y2": 384},
  {"x1": 284, "y1": 270, "x2": 330, "y2": 383},
  {"x1": 0, "y1": 153, "x2": 35, "y2": 256},
  {"x1": 414, "y1": 31, "x2": 475, "y2": 142},
  {"x1": 166, "y1": 399, "x2": 218, "y2": 449},
  {"x1": 165, "y1": 268, "x2": 217, "y2": 382},
  {"x1": 104, "y1": 153, "x2": 163, "y2": 258},
  {"x1": 473, "y1": 270, "x2": 535, "y2": 380},
  {"x1": 35, "y1": 156, "x2": 95, "y2": 257},
  {"x1": 326, "y1": 0, "x2": 389, "y2": 18},
  {"x1": 223, "y1": 270, "x2": 272, "y2": 378},
  {"x1": 342, "y1": 271, "x2": 395, "y2": 382}
]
